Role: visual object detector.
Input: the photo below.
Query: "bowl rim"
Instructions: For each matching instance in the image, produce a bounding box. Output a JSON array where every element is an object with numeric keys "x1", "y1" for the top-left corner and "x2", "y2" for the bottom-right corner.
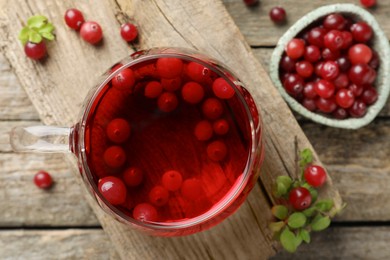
[{"x1": 269, "y1": 3, "x2": 390, "y2": 129}]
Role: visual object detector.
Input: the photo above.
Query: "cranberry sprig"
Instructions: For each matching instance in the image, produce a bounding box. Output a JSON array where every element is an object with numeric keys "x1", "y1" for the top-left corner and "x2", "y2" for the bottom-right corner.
[{"x1": 270, "y1": 147, "x2": 345, "y2": 253}]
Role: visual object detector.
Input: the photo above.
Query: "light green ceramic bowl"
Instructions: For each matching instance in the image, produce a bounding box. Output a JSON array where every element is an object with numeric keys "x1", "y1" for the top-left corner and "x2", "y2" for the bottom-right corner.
[{"x1": 270, "y1": 4, "x2": 390, "y2": 129}]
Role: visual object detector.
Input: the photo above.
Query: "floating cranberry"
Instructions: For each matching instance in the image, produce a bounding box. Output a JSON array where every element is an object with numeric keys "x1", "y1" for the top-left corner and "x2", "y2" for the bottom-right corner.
[
  {"x1": 120, "y1": 23, "x2": 138, "y2": 42},
  {"x1": 324, "y1": 30, "x2": 344, "y2": 51},
  {"x1": 144, "y1": 81, "x2": 163, "y2": 98},
  {"x1": 213, "y1": 119, "x2": 230, "y2": 135},
  {"x1": 304, "y1": 165, "x2": 327, "y2": 187},
  {"x1": 24, "y1": 41, "x2": 47, "y2": 60},
  {"x1": 286, "y1": 38, "x2": 305, "y2": 59},
  {"x1": 348, "y1": 100, "x2": 367, "y2": 117},
  {"x1": 98, "y1": 176, "x2": 127, "y2": 205},
  {"x1": 133, "y1": 203, "x2": 158, "y2": 222},
  {"x1": 269, "y1": 7, "x2": 286, "y2": 23},
  {"x1": 103, "y1": 146, "x2": 126, "y2": 168},
  {"x1": 323, "y1": 13, "x2": 346, "y2": 30},
  {"x1": 34, "y1": 170, "x2": 53, "y2": 189},
  {"x1": 350, "y1": 22, "x2": 372, "y2": 43},
  {"x1": 207, "y1": 140, "x2": 227, "y2": 161},
  {"x1": 181, "y1": 179, "x2": 204, "y2": 201},
  {"x1": 112, "y1": 68, "x2": 135, "y2": 91},
  {"x1": 156, "y1": 57, "x2": 183, "y2": 79},
  {"x1": 202, "y1": 98, "x2": 224, "y2": 120},
  {"x1": 289, "y1": 187, "x2": 312, "y2": 210},
  {"x1": 162, "y1": 170, "x2": 183, "y2": 191},
  {"x1": 335, "y1": 89, "x2": 355, "y2": 108},
  {"x1": 186, "y1": 62, "x2": 212, "y2": 83},
  {"x1": 315, "y1": 79, "x2": 335, "y2": 98},
  {"x1": 157, "y1": 92, "x2": 178, "y2": 112},
  {"x1": 361, "y1": 86, "x2": 378, "y2": 105},
  {"x1": 161, "y1": 77, "x2": 182, "y2": 92},
  {"x1": 80, "y1": 21, "x2": 103, "y2": 44},
  {"x1": 348, "y1": 44, "x2": 373, "y2": 64},
  {"x1": 106, "y1": 118, "x2": 131, "y2": 143},
  {"x1": 149, "y1": 186, "x2": 169, "y2": 207},
  {"x1": 182, "y1": 82, "x2": 205, "y2": 104},
  {"x1": 64, "y1": 8, "x2": 85, "y2": 30},
  {"x1": 122, "y1": 167, "x2": 143, "y2": 187},
  {"x1": 360, "y1": 0, "x2": 376, "y2": 8},
  {"x1": 212, "y1": 78, "x2": 235, "y2": 99},
  {"x1": 194, "y1": 120, "x2": 213, "y2": 141}
]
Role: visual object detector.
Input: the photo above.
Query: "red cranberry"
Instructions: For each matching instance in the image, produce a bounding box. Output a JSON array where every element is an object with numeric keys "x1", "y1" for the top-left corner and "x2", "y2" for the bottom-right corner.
[
  {"x1": 213, "y1": 119, "x2": 230, "y2": 135},
  {"x1": 286, "y1": 38, "x2": 305, "y2": 59},
  {"x1": 120, "y1": 23, "x2": 138, "y2": 42},
  {"x1": 194, "y1": 120, "x2": 213, "y2": 141},
  {"x1": 296, "y1": 61, "x2": 314, "y2": 78},
  {"x1": 289, "y1": 187, "x2": 312, "y2": 210},
  {"x1": 302, "y1": 98, "x2": 317, "y2": 111},
  {"x1": 361, "y1": 86, "x2": 378, "y2": 105},
  {"x1": 336, "y1": 56, "x2": 351, "y2": 72},
  {"x1": 123, "y1": 167, "x2": 143, "y2": 187},
  {"x1": 34, "y1": 170, "x2": 53, "y2": 189},
  {"x1": 304, "y1": 45, "x2": 321, "y2": 63},
  {"x1": 269, "y1": 7, "x2": 286, "y2": 23},
  {"x1": 80, "y1": 21, "x2": 103, "y2": 44},
  {"x1": 157, "y1": 92, "x2": 178, "y2": 112},
  {"x1": 202, "y1": 98, "x2": 224, "y2": 120},
  {"x1": 182, "y1": 82, "x2": 205, "y2": 104},
  {"x1": 304, "y1": 165, "x2": 327, "y2": 187},
  {"x1": 314, "y1": 61, "x2": 325, "y2": 76},
  {"x1": 186, "y1": 62, "x2": 212, "y2": 83},
  {"x1": 212, "y1": 78, "x2": 235, "y2": 99},
  {"x1": 303, "y1": 82, "x2": 317, "y2": 99},
  {"x1": 156, "y1": 58, "x2": 183, "y2": 79},
  {"x1": 161, "y1": 77, "x2": 182, "y2": 92},
  {"x1": 333, "y1": 73, "x2": 350, "y2": 89},
  {"x1": 335, "y1": 89, "x2": 355, "y2": 108},
  {"x1": 316, "y1": 97, "x2": 337, "y2": 113},
  {"x1": 64, "y1": 8, "x2": 85, "y2": 30},
  {"x1": 103, "y1": 146, "x2": 126, "y2": 168},
  {"x1": 315, "y1": 79, "x2": 335, "y2": 98},
  {"x1": 162, "y1": 170, "x2": 183, "y2": 191},
  {"x1": 322, "y1": 48, "x2": 340, "y2": 60},
  {"x1": 144, "y1": 81, "x2": 163, "y2": 98},
  {"x1": 333, "y1": 107, "x2": 348, "y2": 119},
  {"x1": 24, "y1": 41, "x2": 47, "y2": 60},
  {"x1": 320, "y1": 61, "x2": 340, "y2": 80},
  {"x1": 348, "y1": 44, "x2": 373, "y2": 64},
  {"x1": 308, "y1": 27, "x2": 327, "y2": 48},
  {"x1": 324, "y1": 30, "x2": 345, "y2": 51},
  {"x1": 112, "y1": 68, "x2": 135, "y2": 91},
  {"x1": 341, "y1": 31, "x2": 353, "y2": 49},
  {"x1": 360, "y1": 0, "x2": 376, "y2": 8},
  {"x1": 350, "y1": 22, "x2": 373, "y2": 43},
  {"x1": 181, "y1": 179, "x2": 204, "y2": 201},
  {"x1": 280, "y1": 55, "x2": 296, "y2": 72},
  {"x1": 207, "y1": 140, "x2": 228, "y2": 161},
  {"x1": 133, "y1": 203, "x2": 158, "y2": 222},
  {"x1": 348, "y1": 64, "x2": 373, "y2": 85},
  {"x1": 283, "y1": 73, "x2": 304, "y2": 97},
  {"x1": 348, "y1": 100, "x2": 367, "y2": 117},
  {"x1": 98, "y1": 176, "x2": 127, "y2": 205},
  {"x1": 323, "y1": 14, "x2": 346, "y2": 30},
  {"x1": 149, "y1": 186, "x2": 169, "y2": 207},
  {"x1": 369, "y1": 51, "x2": 380, "y2": 70},
  {"x1": 243, "y1": 0, "x2": 259, "y2": 6},
  {"x1": 106, "y1": 118, "x2": 131, "y2": 143},
  {"x1": 348, "y1": 83, "x2": 364, "y2": 97}
]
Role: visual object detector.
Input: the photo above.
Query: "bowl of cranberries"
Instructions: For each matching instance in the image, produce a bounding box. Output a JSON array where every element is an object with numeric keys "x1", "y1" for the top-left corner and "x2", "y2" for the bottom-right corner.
[{"x1": 270, "y1": 4, "x2": 390, "y2": 129}]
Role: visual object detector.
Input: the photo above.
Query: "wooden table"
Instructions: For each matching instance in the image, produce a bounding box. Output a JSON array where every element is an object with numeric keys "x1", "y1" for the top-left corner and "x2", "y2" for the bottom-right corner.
[{"x1": 1, "y1": 0, "x2": 389, "y2": 259}]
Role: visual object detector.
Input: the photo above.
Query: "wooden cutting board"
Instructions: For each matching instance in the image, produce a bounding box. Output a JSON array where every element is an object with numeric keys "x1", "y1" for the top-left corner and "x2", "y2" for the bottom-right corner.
[{"x1": 0, "y1": 0, "x2": 342, "y2": 259}]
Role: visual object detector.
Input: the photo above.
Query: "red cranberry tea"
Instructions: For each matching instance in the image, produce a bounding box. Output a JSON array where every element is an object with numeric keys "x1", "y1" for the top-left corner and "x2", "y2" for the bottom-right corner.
[
  {"x1": 84, "y1": 56, "x2": 255, "y2": 228},
  {"x1": 280, "y1": 13, "x2": 379, "y2": 119}
]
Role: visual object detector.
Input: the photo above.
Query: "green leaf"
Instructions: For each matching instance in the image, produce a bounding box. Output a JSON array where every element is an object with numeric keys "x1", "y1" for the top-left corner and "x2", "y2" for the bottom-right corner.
[
  {"x1": 298, "y1": 229, "x2": 311, "y2": 243},
  {"x1": 28, "y1": 30, "x2": 42, "y2": 43},
  {"x1": 41, "y1": 32, "x2": 55, "y2": 41},
  {"x1": 315, "y1": 199, "x2": 334, "y2": 212},
  {"x1": 280, "y1": 228, "x2": 298, "y2": 253},
  {"x1": 311, "y1": 215, "x2": 331, "y2": 231},
  {"x1": 287, "y1": 212, "x2": 307, "y2": 229},
  {"x1": 38, "y1": 22, "x2": 54, "y2": 33},
  {"x1": 269, "y1": 221, "x2": 285, "y2": 233},
  {"x1": 300, "y1": 148, "x2": 313, "y2": 167},
  {"x1": 27, "y1": 15, "x2": 47, "y2": 29},
  {"x1": 271, "y1": 205, "x2": 288, "y2": 220},
  {"x1": 18, "y1": 27, "x2": 30, "y2": 45},
  {"x1": 302, "y1": 206, "x2": 317, "y2": 217}
]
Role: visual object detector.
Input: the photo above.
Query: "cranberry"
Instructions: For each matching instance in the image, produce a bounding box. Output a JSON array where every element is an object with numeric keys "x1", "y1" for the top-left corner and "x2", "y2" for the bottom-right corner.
[
  {"x1": 322, "y1": 48, "x2": 340, "y2": 61},
  {"x1": 207, "y1": 140, "x2": 227, "y2": 161},
  {"x1": 283, "y1": 73, "x2": 304, "y2": 97},
  {"x1": 348, "y1": 83, "x2": 364, "y2": 97},
  {"x1": 133, "y1": 203, "x2": 158, "y2": 222},
  {"x1": 80, "y1": 21, "x2": 103, "y2": 44},
  {"x1": 280, "y1": 55, "x2": 296, "y2": 72},
  {"x1": 289, "y1": 187, "x2": 312, "y2": 210},
  {"x1": 304, "y1": 45, "x2": 321, "y2": 63},
  {"x1": 361, "y1": 86, "x2": 378, "y2": 105},
  {"x1": 360, "y1": 0, "x2": 376, "y2": 8},
  {"x1": 303, "y1": 82, "x2": 317, "y2": 99},
  {"x1": 304, "y1": 165, "x2": 327, "y2": 187},
  {"x1": 315, "y1": 79, "x2": 335, "y2": 98},
  {"x1": 64, "y1": 8, "x2": 85, "y2": 30},
  {"x1": 106, "y1": 118, "x2": 131, "y2": 143},
  {"x1": 213, "y1": 119, "x2": 230, "y2": 135},
  {"x1": 186, "y1": 62, "x2": 212, "y2": 83},
  {"x1": 161, "y1": 77, "x2": 182, "y2": 92},
  {"x1": 302, "y1": 98, "x2": 317, "y2": 111},
  {"x1": 348, "y1": 44, "x2": 373, "y2": 64},
  {"x1": 314, "y1": 61, "x2": 325, "y2": 76},
  {"x1": 120, "y1": 23, "x2": 138, "y2": 42},
  {"x1": 112, "y1": 68, "x2": 135, "y2": 91},
  {"x1": 103, "y1": 146, "x2": 126, "y2": 168},
  {"x1": 308, "y1": 27, "x2": 327, "y2": 48},
  {"x1": 295, "y1": 61, "x2": 314, "y2": 78},
  {"x1": 162, "y1": 170, "x2": 183, "y2": 191},
  {"x1": 212, "y1": 78, "x2": 235, "y2": 99},
  {"x1": 157, "y1": 92, "x2": 178, "y2": 112},
  {"x1": 149, "y1": 186, "x2": 169, "y2": 207},
  {"x1": 324, "y1": 30, "x2": 344, "y2": 51},
  {"x1": 323, "y1": 14, "x2": 346, "y2": 30},
  {"x1": 144, "y1": 81, "x2": 163, "y2": 98},
  {"x1": 333, "y1": 107, "x2": 348, "y2": 119},
  {"x1": 316, "y1": 97, "x2": 337, "y2": 113},
  {"x1": 24, "y1": 41, "x2": 47, "y2": 60},
  {"x1": 269, "y1": 7, "x2": 286, "y2": 23},
  {"x1": 181, "y1": 179, "x2": 204, "y2": 200},
  {"x1": 341, "y1": 31, "x2": 353, "y2": 49},
  {"x1": 350, "y1": 22, "x2": 372, "y2": 43},
  {"x1": 243, "y1": 0, "x2": 259, "y2": 6},
  {"x1": 122, "y1": 167, "x2": 143, "y2": 187},
  {"x1": 181, "y1": 82, "x2": 205, "y2": 104},
  {"x1": 202, "y1": 98, "x2": 224, "y2": 120},
  {"x1": 156, "y1": 58, "x2": 183, "y2": 79},
  {"x1": 194, "y1": 120, "x2": 213, "y2": 141},
  {"x1": 333, "y1": 73, "x2": 349, "y2": 89},
  {"x1": 320, "y1": 61, "x2": 340, "y2": 80},
  {"x1": 33, "y1": 170, "x2": 53, "y2": 189},
  {"x1": 348, "y1": 100, "x2": 367, "y2": 117},
  {"x1": 285, "y1": 38, "x2": 305, "y2": 59},
  {"x1": 348, "y1": 64, "x2": 373, "y2": 85},
  {"x1": 98, "y1": 176, "x2": 127, "y2": 205},
  {"x1": 369, "y1": 51, "x2": 380, "y2": 70},
  {"x1": 335, "y1": 89, "x2": 355, "y2": 108},
  {"x1": 336, "y1": 56, "x2": 351, "y2": 72}
]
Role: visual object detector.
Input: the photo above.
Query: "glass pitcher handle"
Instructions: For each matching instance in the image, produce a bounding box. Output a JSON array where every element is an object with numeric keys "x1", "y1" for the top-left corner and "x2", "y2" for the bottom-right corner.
[{"x1": 10, "y1": 126, "x2": 73, "y2": 153}]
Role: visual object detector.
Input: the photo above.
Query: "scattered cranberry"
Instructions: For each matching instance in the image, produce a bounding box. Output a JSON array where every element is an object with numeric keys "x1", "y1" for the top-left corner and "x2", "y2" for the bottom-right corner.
[
  {"x1": 122, "y1": 167, "x2": 143, "y2": 187},
  {"x1": 289, "y1": 187, "x2": 312, "y2": 210},
  {"x1": 162, "y1": 170, "x2": 183, "y2": 191},
  {"x1": 157, "y1": 92, "x2": 178, "y2": 112},
  {"x1": 304, "y1": 165, "x2": 327, "y2": 187},
  {"x1": 286, "y1": 39, "x2": 305, "y2": 59},
  {"x1": 24, "y1": 41, "x2": 47, "y2": 60},
  {"x1": 103, "y1": 146, "x2": 126, "y2": 168},
  {"x1": 269, "y1": 7, "x2": 286, "y2": 23},
  {"x1": 194, "y1": 120, "x2": 213, "y2": 141},
  {"x1": 98, "y1": 176, "x2": 127, "y2": 205},
  {"x1": 133, "y1": 203, "x2": 158, "y2": 222},
  {"x1": 181, "y1": 179, "x2": 204, "y2": 201},
  {"x1": 149, "y1": 186, "x2": 169, "y2": 207},
  {"x1": 212, "y1": 78, "x2": 235, "y2": 99},
  {"x1": 80, "y1": 21, "x2": 103, "y2": 44},
  {"x1": 202, "y1": 98, "x2": 224, "y2": 120},
  {"x1": 112, "y1": 68, "x2": 135, "y2": 91},
  {"x1": 34, "y1": 170, "x2": 53, "y2": 189},
  {"x1": 181, "y1": 82, "x2": 205, "y2": 104},
  {"x1": 156, "y1": 58, "x2": 183, "y2": 79},
  {"x1": 144, "y1": 81, "x2": 163, "y2": 98},
  {"x1": 213, "y1": 119, "x2": 230, "y2": 135},
  {"x1": 207, "y1": 140, "x2": 228, "y2": 161},
  {"x1": 64, "y1": 8, "x2": 85, "y2": 30},
  {"x1": 348, "y1": 44, "x2": 372, "y2": 65},
  {"x1": 360, "y1": 0, "x2": 376, "y2": 8},
  {"x1": 350, "y1": 22, "x2": 372, "y2": 43},
  {"x1": 120, "y1": 22, "x2": 138, "y2": 42},
  {"x1": 106, "y1": 118, "x2": 131, "y2": 143}
]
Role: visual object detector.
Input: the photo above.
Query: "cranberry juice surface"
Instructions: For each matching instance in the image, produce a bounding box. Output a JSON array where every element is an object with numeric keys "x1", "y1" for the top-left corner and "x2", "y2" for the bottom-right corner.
[{"x1": 84, "y1": 55, "x2": 255, "y2": 229}]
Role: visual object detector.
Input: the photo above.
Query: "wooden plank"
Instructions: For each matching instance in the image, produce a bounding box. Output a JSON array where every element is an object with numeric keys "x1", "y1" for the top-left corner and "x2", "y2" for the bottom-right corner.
[
  {"x1": 223, "y1": 0, "x2": 390, "y2": 46},
  {"x1": 0, "y1": 0, "x2": 342, "y2": 259}
]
